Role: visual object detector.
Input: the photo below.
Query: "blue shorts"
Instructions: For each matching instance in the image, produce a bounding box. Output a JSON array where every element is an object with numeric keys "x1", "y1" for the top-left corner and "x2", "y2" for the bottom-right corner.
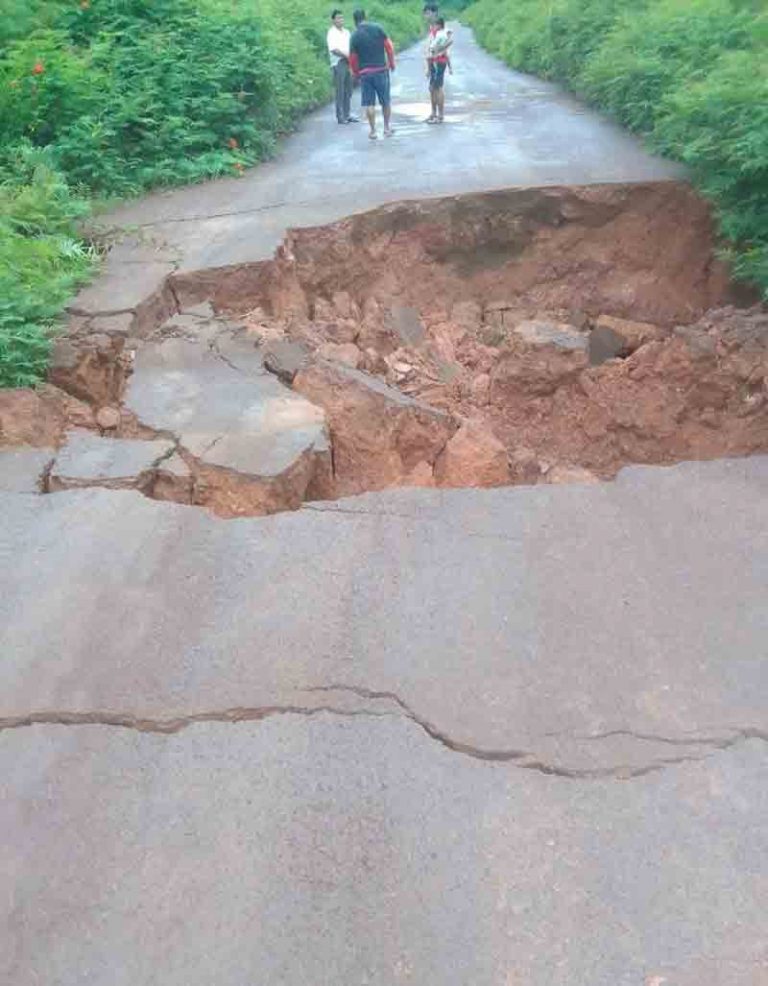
[
  {"x1": 360, "y1": 70, "x2": 391, "y2": 108},
  {"x1": 429, "y1": 61, "x2": 447, "y2": 91}
]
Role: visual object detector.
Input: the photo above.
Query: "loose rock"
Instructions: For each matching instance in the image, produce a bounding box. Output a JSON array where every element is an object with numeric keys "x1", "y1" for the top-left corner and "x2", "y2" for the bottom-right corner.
[
  {"x1": 595, "y1": 314, "x2": 664, "y2": 352},
  {"x1": 316, "y1": 343, "x2": 362, "y2": 369},
  {"x1": 469, "y1": 373, "x2": 491, "y2": 406},
  {"x1": 434, "y1": 421, "x2": 510, "y2": 488},
  {"x1": 491, "y1": 320, "x2": 588, "y2": 401},
  {"x1": 508, "y1": 446, "x2": 542, "y2": 484},
  {"x1": 96, "y1": 407, "x2": 122, "y2": 430},
  {"x1": 512, "y1": 319, "x2": 588, "y2": 352}
]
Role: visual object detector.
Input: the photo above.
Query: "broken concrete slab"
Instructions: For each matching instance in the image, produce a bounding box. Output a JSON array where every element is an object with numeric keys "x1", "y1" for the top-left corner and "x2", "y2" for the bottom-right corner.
[
  {"x1": 0, "y1": 447, "x2": 53, "y2": 493},
  {"x1": 211, "y1": 327, "x2": 265, "y2": 377},
  {"x1": 263, "y1": 339, "x2": 311, "y2": 384},
  {"x1": 49, "y1": 431, "x2": 173, "y2": 492},
  {"x1": 294, "y1": 360, "x2": 458, "y2": 496},
  {"x1": 161, "y1": 311, "x2": 215, "y2": 333},
  {"x1": 68, "y1": 261, "x2": 176, "y2": 317},
  {"x1": 124, "y1": 335, "x2": 329, "y2": 516},
  {"x1": 49, "y1": 337, "x2": 80, "y2": 373}
]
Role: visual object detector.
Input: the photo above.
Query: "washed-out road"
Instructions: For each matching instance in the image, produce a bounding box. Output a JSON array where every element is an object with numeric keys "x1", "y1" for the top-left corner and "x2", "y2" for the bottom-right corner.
[{"x1": 2, "y1": 26, "x2": 767, "y2": 986}]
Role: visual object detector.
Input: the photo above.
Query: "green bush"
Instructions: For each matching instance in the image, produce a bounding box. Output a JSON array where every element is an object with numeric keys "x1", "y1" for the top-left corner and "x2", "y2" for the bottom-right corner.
[
  {"x1": 0, "y1": 145, "x2": 95, "y2": 388},
  {"x1": 0, "y1": 32, "x2": 104, "y2": 149},
  {"x1": 0, "y1": 0, "x2": 69, "y2": 45},
  {"x1": 0, "y1": 0, "x2": 421, "y2": 388},
  {"x1": 580, "y1": 0, "x2": 756, "y2": 132},
  {"x1": 467, "y1": 0, "x2": 768, "y2": 299}
]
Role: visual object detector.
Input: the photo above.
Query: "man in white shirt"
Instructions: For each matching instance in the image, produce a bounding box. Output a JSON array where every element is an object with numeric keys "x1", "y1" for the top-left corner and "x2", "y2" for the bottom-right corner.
[{"x1": 327, "y1": 10, "x2": 356, "y2": 124}]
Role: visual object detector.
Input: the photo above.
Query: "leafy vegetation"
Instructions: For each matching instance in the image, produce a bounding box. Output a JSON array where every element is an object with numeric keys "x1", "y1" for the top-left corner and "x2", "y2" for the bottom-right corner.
[
  {"x1": 0, "y1": 0, "x2": 420, "y2": 387},
  {"x1": 467, "y1": 0, "x2": 768, "y2": 297}
]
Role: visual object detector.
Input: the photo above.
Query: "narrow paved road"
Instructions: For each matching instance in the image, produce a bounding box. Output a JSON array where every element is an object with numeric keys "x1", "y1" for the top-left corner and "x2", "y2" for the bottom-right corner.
[
  {"x1": 3, "y1": 24, "x2": 768, "y2": 986},
  {"x1": 75, "y1": 25, "x2": 680, "y2": 315},
  {"x1": 2, "y1": 458, "x2": 768, "y2": 985}
]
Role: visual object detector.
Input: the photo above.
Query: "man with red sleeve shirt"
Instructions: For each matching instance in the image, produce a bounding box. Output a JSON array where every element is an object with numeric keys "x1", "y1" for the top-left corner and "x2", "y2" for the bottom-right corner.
[{"x1": 349, "y1": 8, "x2": 396, "y2": 140}]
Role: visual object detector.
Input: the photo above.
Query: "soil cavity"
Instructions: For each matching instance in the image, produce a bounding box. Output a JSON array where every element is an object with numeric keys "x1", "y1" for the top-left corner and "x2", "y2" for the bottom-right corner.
[{"x1": 6, "y1": 181, "x2": 766, "y2": 516}]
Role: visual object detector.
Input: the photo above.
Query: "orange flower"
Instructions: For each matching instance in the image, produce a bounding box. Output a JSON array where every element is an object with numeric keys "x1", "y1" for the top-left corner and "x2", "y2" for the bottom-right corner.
[
  {"x1": 227, "y1": 137, "x2": 239, "y2": 149},
  {"x1": 32, "y1": 62, "x2": 44, "y2": 75}
]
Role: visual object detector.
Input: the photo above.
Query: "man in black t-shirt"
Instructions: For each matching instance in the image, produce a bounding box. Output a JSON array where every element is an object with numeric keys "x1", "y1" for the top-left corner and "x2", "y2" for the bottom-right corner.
[{"x1": 349, "y1": 8, "x2": 396, "y2": 139}]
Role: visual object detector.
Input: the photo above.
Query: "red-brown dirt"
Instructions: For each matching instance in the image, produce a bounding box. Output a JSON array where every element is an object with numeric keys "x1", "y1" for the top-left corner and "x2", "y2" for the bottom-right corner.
[{"x1": 2, "y1": 182, "x2": 766, "y2": 514}]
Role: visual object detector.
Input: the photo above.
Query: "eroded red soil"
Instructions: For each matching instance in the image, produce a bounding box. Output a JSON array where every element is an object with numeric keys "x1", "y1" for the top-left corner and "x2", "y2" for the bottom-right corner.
[{"x1": 2, "y1": 182, "x2": 766, "y2": 514}]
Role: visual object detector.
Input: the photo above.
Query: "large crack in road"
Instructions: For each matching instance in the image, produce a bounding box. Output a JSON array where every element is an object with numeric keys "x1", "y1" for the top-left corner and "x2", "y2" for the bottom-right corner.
[{"x1": 3, "y1": 683, "x2": 766, "y2": 782}]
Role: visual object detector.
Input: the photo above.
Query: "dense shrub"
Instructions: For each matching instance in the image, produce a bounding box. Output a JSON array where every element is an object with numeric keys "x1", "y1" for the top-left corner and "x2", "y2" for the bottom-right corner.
[
  {"x1": 0, "y1": 0, "x2": 420, "y2": 387},
  {"x1": 0, "y1": 145, "x2": 95, "y2": 387},
  {"x1": 467, "y1": 0, "x2": 768, "y2": 298}
]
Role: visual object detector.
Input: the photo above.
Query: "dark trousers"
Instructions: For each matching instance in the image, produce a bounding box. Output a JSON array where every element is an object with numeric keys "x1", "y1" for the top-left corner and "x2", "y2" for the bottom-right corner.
[{"x1": 333, "y1": 60, "x2": 352, "y2": 122}]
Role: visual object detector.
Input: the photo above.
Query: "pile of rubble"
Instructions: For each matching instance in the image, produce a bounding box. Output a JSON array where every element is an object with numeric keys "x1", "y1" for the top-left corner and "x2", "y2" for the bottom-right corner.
[{"x1": 2, "y1": 182, "x2": 766, "y2": 516}]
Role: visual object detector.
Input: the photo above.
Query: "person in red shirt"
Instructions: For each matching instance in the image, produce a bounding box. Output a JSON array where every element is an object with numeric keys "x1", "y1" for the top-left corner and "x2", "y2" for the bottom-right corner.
[
  {"x1": 423, "y1": 3, "x2": 452, "y2": 124},
  {"x1": 349, "y1": 8, "x2": 396, "y2": 140}
]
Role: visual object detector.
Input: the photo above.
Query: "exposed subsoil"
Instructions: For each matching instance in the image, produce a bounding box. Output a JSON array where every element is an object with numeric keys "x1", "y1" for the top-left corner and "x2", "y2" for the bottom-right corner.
[{"x1": 1, "y1": 181, "x2": 766, "y2": 515}]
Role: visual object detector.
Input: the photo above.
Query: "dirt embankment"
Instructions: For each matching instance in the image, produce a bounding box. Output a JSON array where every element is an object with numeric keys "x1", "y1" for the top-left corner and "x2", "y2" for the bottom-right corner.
[{"x1": 2, "y1": 182, "x2": 766, "y2": 514}]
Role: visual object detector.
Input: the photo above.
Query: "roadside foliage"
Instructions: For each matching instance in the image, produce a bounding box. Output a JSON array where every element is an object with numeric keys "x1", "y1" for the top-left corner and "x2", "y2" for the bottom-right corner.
[
  {"x1": 0, "y1": 0, "x2": 420, "y2": 386},
  {"x1": 467, "y1": 0, "x2": 768, "y2": 299}
]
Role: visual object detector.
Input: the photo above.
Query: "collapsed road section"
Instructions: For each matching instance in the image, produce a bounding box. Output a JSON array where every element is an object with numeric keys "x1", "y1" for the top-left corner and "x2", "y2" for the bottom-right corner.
[{"x1": 1, "y1": 181, "x2": 766, "y2": 516}]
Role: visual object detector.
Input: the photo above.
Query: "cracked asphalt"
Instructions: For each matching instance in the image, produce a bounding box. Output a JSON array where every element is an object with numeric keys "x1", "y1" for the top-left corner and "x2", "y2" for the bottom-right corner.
[
  {"x1": 2, "y1": 454, "x2": 768, "y2": 984},
  {"x1": 3, "y1": 26, "x2": 768, "y2": 986}
]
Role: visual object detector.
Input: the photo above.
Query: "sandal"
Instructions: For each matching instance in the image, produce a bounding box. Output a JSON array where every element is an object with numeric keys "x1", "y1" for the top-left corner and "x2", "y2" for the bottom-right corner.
[
  {"x1": 368, "y1": 131, "x2": 378, "y2": 140},
  {"x1": 384, "y1": 128, "x2": 395, "y2": 138}
]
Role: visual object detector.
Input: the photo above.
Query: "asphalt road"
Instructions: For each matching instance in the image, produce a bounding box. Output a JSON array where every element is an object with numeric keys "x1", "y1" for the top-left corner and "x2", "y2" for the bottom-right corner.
[
  {"x1": 3, "y1": 25, "x2": 766, "y2": 986},
  {"x1": 2, "y1": 457, "x2": 768, "y2": 984},
  {"x1": 73, "y1": 25, "x2": 682, "y2": 318}
]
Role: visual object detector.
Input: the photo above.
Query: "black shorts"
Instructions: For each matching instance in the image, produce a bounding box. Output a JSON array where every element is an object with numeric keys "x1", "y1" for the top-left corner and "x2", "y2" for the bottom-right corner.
[
  {"x1": 429, "y1": 61, "x2": 447, "y2": 91},
  {"x1": 360, "y1": 70, "x2": 391, "y2": 108}
]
